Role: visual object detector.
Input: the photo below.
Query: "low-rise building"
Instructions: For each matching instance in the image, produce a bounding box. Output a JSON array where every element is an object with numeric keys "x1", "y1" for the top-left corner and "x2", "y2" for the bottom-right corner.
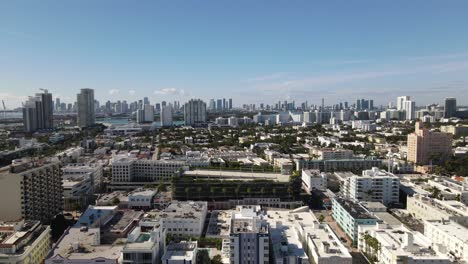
[
  {"x1": 358, "y1": 223, "x2": 452, "y2": 264},
  {"x1": 122, "y1": 218, "x2": 166, "y2": 264},
  {"x1": 128, "y1": 189, "x2": 157, "y2": 209},
  {"x1": 274, "y1": 158, "x2": 293, "y2": 175},
  {"x1": 332, "y1": 197, "x2": 379, "y2": 244},
  {"x1": 161, "y1": 241, "x2": 198, "y2": 264},
  {"x1": 302, "y1": 169, "x2": 327, "y2": 191},
  {"x1": 0, "y1": 220, "x2": 51, "y2": 264},
  {"x1": 424, "y1": 219, "x2": 468, "y2": 263},
  {"x1": 407, "y1": 194, "x2": 468, "y2": 223},
  {"x1": 146, "y1": 201, "x2": 207, "y2": 237}
]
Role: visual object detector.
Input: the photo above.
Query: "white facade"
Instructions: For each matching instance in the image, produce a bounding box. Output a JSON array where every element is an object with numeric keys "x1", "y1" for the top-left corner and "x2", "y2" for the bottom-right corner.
[
  {"x1": 302, "y1": 169, "x2": 327, "y2": 191},
  {"x1": 343, "y1": 167, "x2": 399, "y2": 206},
  {"x1": 111, "y1": 157, "x2": 186, "y2": 185},
  {"x1": 424, "y1": 220, "x2": 468, "y2": 263},
  {"x1": 267, "y1": 207, "x2": 351, "y2": 264},
  {"x1": 229, "y1": 206, "x2": 269, "y2": 264},
  {"x1": 407, "y1": 194, "x2": 468, "y2": 223},
  {"x1": 161, "y1": 105, "x2": 173, "y2": 127},
  {"x1": 149, "y1": 201, "x2": 207, "y2": 237},
  {"x1": 161, "y1": 241, "x2": 197, "y2": 264},
  {"x1": 128, "y1": 189, "x2": 156, "y2": 209},
  {"x1": 358, "y1": 223, "x2": 452, "y2": 264},
  {"x1": 123, "y1": 219, "x2": 166, "y2": 264}
]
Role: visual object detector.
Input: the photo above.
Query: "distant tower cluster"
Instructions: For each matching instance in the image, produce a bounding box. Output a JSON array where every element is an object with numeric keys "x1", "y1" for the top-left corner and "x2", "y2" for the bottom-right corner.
[{"x1": 22, "y1": 89, "x2": 54, "y2": 133}]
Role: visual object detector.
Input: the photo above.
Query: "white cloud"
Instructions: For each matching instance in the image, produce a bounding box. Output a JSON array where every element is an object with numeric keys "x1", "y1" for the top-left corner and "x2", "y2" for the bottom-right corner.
[
  {"x1": 128, "y1": 90, "x2": 136, "y2": 96},
  {"x1": 153, "y1": 88, "x2": 186, "y2": 96},
  {"x1": 108, "y1": 89, "x2": 120, "y2": 96}
]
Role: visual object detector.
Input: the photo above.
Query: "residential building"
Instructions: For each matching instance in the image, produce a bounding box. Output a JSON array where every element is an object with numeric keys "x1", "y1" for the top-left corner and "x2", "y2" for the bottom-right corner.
[
  {"x1": 110, "y1": 157, "x2": 186, "y2": 190},
  {"x1": 123, "y1": 219, "x2": 166, "y2": 264},
  {"x1": 407, "y1": 194, "x2": 468, "y2": 223},
  {"x1": 397, "y1": 96, "x2": 410, "y2": 111},
  {"x1": 341, "y1": 167, "x2": 400, "y2": 206},
  {"x1": 407, "y1": 121, "x2": 452, "y2": 165},
  {"x1": 302, "y1": 169, "x2": 327, "y2": 191},
  {"x1": 266, "y1": 207, "x2": 351, "y2": 264},
  {"x1": 229, "y1": 205, "x2": 269, "y2": 264},
  {"x1": 332, "y1": 197, "x2": 379, "y2": 243},
  {"x1": 22, "y1": 89, "x2": 54, "y2": 132},
  {"x1": 358, "y1": 223, "x2": 452, "y2": 264},
  {"x1": 0, "y1": 220, "x2": 51, "y2": 264},
  {"x1": 424, "y1": 219, "x2": 468, "y2": 263},
  {"x1": 184, "y1": 99, "x2": 207, "y2": 126},
  {"x1": 427, "y1": 177, "x2": 468, "y2": 205},
  {"x1": 0, "y1": 159, "x2": 62, "y2": 223},
  {"x1": 161, "y1": 105, "x2": 173, "y2": 127},
  {"x1": 147, "y1": 201, "x2": 207, "y2": 237},
  {"x1": 161, "y1": 241, "x2": 197, "y2": 264},
  {"x1": 77, "y1": 88, "x2": 96, "y2": 128}
]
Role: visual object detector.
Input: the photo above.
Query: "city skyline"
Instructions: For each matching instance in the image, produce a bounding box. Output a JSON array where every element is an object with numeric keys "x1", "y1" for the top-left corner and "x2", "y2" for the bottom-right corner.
[{"x1": 1, "y1": 1, "x2": 468, "y2": 108}]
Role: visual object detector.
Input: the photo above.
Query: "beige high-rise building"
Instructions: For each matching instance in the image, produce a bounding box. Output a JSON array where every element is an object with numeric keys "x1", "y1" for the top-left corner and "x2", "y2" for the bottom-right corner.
[
  {"x1": 0, "y1": 159, "x2": 63, "y2": 223},
  {"x1": 407, "y1": 121, "x2": 452, "y2": 165}
]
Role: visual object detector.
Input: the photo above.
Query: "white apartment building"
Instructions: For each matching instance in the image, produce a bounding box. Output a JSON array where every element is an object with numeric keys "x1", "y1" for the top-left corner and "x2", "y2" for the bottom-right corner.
[
  {"x1": 267, "y1": 206, "x2": 351, "y2": 264},
  {"x1": 111, "y1": 157, "x2": 187, "y2": 189},
  {"x1": 342, "y1": 167, "x2": 399, "y2": 206},
  {"x1": 229, "y1": 205, "x2": 269, "y2": 264},
  {"x1": 358, "y1": 223, "x2": 452, "y2": 264},
  {"x1": 310, "y1": 148, "x2": 354, "y2": 160},
  {"x1": 148, "y1": 201, "x2": 207, "y2": 238},
  {"x1": 427, "y1": 177, "x2": 468, "y2": 205},
  {"x1": 407, "y1": 194, "x2": 468, "y2": 223},
  {"x1": 424, "y1": 219, "x2": 468, "y2": 263},
  {"x1": 302, "y1": 169, "x2": 327, "y2": 191},
  {"x1": 161, "y1": 241, "x2": 198, "y2": 264},
  {"x1": 122, "y1": 219, "x2": 166, "y2": 264}
]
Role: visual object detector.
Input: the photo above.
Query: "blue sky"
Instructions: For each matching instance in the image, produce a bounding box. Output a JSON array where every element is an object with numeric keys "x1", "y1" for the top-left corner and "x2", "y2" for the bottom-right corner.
[{"x1": 1, "y1": 0, "x2": 468, "y2": 108}]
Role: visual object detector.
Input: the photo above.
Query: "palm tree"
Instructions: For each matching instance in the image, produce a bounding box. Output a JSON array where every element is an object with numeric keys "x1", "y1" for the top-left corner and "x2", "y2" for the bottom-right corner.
[
  {"x1": 210, "y1": 186, "x2": 217, "y2": 200},
  {"x1": 222, "y1": 187, "x2": 228, "y2": 200}
]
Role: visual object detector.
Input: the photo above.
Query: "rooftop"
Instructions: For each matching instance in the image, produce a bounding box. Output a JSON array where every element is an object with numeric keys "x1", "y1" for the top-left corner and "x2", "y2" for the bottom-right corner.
[
  {"x1": 49, "y1": 227, "x2": 124, "y2": 260},
  {"x1": 183, "y1": 170, "x2": 289, "y2": 182},
  {"x1": 162, "y1": 241, "x2": 197, "y2": 261},
  {"x1": 148, "y1": 201, "x2": 207, "y2": 220},
  {"x1": 334, "y1": 197, "x2": 377, "y2": 220}
]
